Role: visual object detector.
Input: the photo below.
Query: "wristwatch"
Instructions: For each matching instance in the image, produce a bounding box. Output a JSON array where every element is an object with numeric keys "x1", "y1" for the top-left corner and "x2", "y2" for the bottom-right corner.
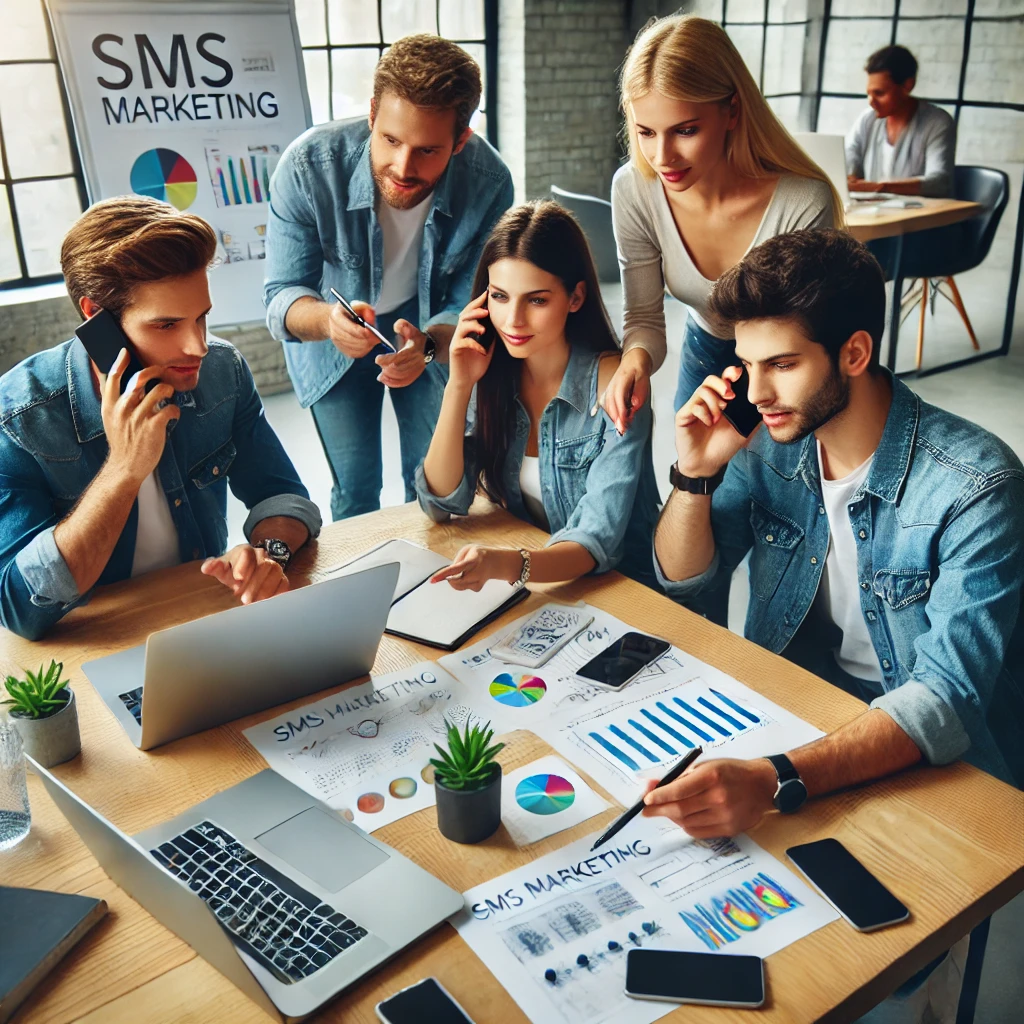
[
  {"x1": 422, "y1": 330, "x2": 437, "y2": 365},
  {"x1": 668, "y1": 461, "x2": 726, "y2": 495},
  {"x1": 253, "y1": 538, "x2": 292, "y2": 569},
  {"x1": 515, "y1": 548, "x2": 531, "y2": 588},
  {"x1": 765, "y1": 753, "x2": 808, "y2": 814}
]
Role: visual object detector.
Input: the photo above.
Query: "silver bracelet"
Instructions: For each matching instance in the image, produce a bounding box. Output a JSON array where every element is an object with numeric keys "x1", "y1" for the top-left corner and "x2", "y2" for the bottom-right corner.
[{"x1": 516, "y1": 548, "x2": 531, "y2": 587}]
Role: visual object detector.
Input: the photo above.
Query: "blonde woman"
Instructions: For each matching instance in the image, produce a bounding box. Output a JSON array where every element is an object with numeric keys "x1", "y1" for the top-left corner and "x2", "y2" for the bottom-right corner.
[{"x1": 605, "y1": 15, "x2": 844, "y2": 432}]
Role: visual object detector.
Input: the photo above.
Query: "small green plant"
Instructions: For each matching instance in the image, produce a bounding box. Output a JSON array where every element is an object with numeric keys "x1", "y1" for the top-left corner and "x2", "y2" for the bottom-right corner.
[
  {"x1": 3, "y1": 660, "x2": 70, "y2": 720},
  {"x1": 430, "y1": 718, "x2": 504, "y2": 791}
]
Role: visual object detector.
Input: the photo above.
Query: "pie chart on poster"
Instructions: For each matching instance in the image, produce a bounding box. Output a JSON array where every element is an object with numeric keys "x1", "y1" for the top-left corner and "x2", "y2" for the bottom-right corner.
[
  {"x1": 130, "y1": 148, "x2": 198, "y2": 210},
  {"x1": 515, "y1": 773, "x2": 576, "y2": 815},
  {"x1": 489, "y1": 672, "x2": 546, "y2": 707}
]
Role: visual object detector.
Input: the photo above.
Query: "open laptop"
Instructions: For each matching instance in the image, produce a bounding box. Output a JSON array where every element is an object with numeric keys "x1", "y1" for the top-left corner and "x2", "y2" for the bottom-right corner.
[
  {"x1": 30, "y1": 758, "x2": 464, "y2": 1023},
  {"x1": 83, "y1": 563, "x2": 399, "y2": 750}
]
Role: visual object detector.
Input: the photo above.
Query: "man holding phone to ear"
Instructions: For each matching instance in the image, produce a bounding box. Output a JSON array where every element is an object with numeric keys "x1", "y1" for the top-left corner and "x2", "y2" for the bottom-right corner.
[
  {"x1": 648, "y1": 229, "x2": 1022, "y2": 1022},
  {"x1": 264, "y1": 34, "x2": 513, "y2": 521},
  {"x1": 0, "y1": 197, "x2": 321, "y2": 641}
]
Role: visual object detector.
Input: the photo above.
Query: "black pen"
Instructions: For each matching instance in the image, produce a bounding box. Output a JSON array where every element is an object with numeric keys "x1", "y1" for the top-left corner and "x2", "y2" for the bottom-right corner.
[
  {"x1": 590, "y1": 745, "x2": 703, "y2": 851},
  {"x1": 329, "y1": 287, "x2": 397, "y2": 352}
]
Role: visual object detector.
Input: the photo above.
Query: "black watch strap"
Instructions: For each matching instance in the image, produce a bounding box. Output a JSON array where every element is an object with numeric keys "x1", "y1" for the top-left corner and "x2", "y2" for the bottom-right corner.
[
  {"x1": 668, "y1": 462, "x2": 726, "y2": 495},
  {"x1": 766, "y1": 753, "x2": 799, "y2": 783}
]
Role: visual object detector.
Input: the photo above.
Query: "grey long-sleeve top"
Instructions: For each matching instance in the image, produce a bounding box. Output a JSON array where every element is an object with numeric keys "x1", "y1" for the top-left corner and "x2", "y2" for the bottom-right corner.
[{"x1": 844, "y1": 100, "x2": 956, "y2": 199}]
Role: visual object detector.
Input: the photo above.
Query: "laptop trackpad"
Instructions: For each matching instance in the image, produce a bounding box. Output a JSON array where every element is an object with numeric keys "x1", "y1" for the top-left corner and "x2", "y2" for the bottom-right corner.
[{"x1": 255, "y1": 807, "x2": 388, "y2": 893}]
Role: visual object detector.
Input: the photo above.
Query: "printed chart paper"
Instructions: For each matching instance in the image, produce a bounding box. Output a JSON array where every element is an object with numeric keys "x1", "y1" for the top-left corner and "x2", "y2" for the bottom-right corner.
[
  {"x1": 455, "y1": 816, "x2": 837, "y2": 1024},
  {"x1": 242, "y1": 662, "x2": 482, "y2": 832},
  {"x1": 501, "y1": 756, "x2": 610, "y2": 847}
]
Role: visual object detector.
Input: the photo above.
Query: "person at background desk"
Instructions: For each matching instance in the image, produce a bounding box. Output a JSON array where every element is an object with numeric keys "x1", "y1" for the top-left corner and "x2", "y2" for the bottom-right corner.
[
  {"x1": 0, "y1": 198, "x2": 321, "y2": 641},
  {"x1": 417, "y1": 202, "x2": 661, "y2": 592},
  {"x1": 646, "y1": 228, "x2": 1022, "y2": 1021},
  {"x1": 846, "y1": 45, "x2": 956, "y2": 198},
  {"x1": 264, "y1": 34, "x2": 513, "y2": 521}
]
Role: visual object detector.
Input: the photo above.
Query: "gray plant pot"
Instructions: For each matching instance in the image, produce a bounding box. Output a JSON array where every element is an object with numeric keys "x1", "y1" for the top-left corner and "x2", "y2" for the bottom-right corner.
[
  {"x1": 435, "y1": 763, "x2": 502, "y2": 845},
  {"x1": 12, "y1": 687, "x2": 81, "y2": 769}
]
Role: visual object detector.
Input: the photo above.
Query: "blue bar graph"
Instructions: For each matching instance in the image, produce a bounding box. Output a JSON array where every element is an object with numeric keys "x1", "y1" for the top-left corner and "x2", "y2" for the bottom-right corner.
[{"x1": 582, "y1": 689, "x2": 768, "y2": 775}]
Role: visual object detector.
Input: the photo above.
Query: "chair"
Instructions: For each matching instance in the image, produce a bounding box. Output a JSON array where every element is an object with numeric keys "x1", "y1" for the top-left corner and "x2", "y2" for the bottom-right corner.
[
  {"x1": 882, "y1": 166, "x2": 1009, "y2": 371},
  {"x1": 550, "y1": 185, "x2": 620, "y2": 283}
]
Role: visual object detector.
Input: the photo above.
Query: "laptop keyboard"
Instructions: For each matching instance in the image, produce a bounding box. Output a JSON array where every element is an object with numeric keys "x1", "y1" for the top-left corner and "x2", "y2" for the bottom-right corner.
[
  {"x1": 150, "y1": 820, "x2": 368, "y2": 984},
  {"x1": 119, "y1": 687, "x2": 143, "y2": 725}
]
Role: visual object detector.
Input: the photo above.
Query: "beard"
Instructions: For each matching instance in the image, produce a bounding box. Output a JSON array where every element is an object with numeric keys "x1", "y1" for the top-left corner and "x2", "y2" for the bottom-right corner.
[
  {"x1": 371, "y1": 164, "x2": 435, "y2": 211},
  {"x1": 765, "y1": 364, "x2": 850, "y2": 444}
]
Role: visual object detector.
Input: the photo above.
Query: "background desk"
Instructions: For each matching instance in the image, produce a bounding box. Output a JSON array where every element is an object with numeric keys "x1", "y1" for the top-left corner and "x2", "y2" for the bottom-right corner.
[
  {"x1": 2, "y1": 502, "x2": 1022, "y2": 1024},
  {"x1": 846, "y1": 198, "x2": 983, "y2": 373}
]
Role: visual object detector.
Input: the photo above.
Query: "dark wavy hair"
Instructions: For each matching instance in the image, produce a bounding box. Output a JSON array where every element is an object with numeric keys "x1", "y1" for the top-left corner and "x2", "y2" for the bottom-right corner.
[{"x1": 471, "y1": 201, "x2": 619, "y2": 507}]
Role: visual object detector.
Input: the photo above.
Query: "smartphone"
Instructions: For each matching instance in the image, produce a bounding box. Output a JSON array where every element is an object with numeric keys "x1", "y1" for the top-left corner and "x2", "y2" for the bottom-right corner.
[
  {"x1": 576, "y1": 631, "x2": 671, "y2": 691},
  {"x1": 624, "y1": 949, "x2": 765, "y2": 1007},
  {"x1": 375, "y1": 977, "x2": 475, "y2": 1024},
  {"x1": 329, "y1": 287, "x2": 397, "y2": 352},
  {"x1": 722, "y1": 366, "x2": 762, "y2": 438},
  {"x1": 787, "y1": 838, "x2": 910, "y2": 932},
  {"x1": 75, "y1": 309, "x2": 148, "y2": 394}
]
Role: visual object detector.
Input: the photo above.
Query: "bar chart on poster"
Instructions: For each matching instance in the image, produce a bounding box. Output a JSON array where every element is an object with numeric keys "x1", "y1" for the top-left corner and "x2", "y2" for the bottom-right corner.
[{"x1": 46, "y1": 0, "x2": 310, "y2": 326}]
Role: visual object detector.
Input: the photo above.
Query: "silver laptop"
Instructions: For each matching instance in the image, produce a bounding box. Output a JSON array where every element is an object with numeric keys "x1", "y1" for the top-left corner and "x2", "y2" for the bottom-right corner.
[
  {"x1": 84, "y1": 563, "x2": 399, "y2": 750},
  {"x1": 793, "y1": 131, "x2": 851, "y2": 208},
  {"x1": 30, "y1": 759, "x2": 464, "y2": 1023}
]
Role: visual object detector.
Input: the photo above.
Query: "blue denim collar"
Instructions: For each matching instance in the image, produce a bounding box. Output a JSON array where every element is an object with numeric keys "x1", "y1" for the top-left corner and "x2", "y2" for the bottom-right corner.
[
  {"x1": 345, "y1": 135, "x2": 455, "y2": 218},
  {"x1": 553, "y1": 343, "x2": 599, "y2": 416},
  {"x1": 862, "y1": 373, "x2": 918, "y2": 504}
]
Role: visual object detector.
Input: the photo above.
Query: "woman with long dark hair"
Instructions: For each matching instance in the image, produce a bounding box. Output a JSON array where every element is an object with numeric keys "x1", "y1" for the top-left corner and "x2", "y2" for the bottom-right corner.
[{"x1": 416, "y1": 201, "x2": 660, "y2": 590}]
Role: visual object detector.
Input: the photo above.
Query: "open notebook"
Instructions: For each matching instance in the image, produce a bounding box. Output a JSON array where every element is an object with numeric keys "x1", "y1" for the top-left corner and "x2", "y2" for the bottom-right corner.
[{"x1": 324, "y1": 539, "x2": 528, "y2": 650}]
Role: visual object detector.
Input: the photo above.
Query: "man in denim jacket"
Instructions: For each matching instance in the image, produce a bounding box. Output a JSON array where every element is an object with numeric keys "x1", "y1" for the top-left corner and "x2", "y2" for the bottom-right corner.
[
  {"x1": 264, "y1": 35, "x2": 513, "y2": 520},
  {"x1": 646, "y1": 229, "x2": 1022, "y2": 1021},
  {"x1": 0, "y1": 198, "x2": 321, "y2": 641}
]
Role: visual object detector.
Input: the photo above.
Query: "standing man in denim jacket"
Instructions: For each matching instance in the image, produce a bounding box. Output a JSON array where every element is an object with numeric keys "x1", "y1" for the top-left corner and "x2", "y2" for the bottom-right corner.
[
  {"x1": 0, "y1": 198, "x2": 321, "y2": 641},
  {"x1": 264, "y1": 35, "x2": 513, "y2": 520},
  {"x1": 646, "y1": 229, "x2": 1022, "y2": 1022}
]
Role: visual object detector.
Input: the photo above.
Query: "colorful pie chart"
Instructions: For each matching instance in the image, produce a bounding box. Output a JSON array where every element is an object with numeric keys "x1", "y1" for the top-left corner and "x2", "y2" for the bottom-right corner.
[
  {"x1": 130, "y1": 148, "x2": 198, "y2": 210},
  {"x1": 489, "y1": 672, "x2": 547, "y2": 707},
  {"x1": 515, "y1": 773, "x2": 575, "y2": 815}
]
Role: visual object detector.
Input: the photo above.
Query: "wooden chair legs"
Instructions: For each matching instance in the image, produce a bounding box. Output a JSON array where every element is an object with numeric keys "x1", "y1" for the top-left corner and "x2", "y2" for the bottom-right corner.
[
  {"x1": 912, "y1": 275, "x2": 980, "y2": 371},
  {"x1": 945, "y1": 276, "x2": 981, "y2": 350}
]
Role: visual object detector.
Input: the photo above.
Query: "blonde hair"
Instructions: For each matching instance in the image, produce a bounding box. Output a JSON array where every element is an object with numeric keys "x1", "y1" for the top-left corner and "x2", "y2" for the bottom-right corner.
[
  {"x1": 61, "y1": 196, "x2": 216, "y2": 317},
  {"x1": 620, "y1": 15, "x2": 844, "y2": 226}
]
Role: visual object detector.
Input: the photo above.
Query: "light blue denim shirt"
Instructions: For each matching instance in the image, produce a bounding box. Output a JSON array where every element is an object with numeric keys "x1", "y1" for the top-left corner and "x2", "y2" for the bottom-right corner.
[
  {"x1": 0, "y1": 337, "x2": 321, "y2": 641},
  {"x1": 263, "y1": 118, "x2": 514, "y2": 408},
  {"x1": 416, "y1": 345, "x2": 663, "y2": 588},
  {"x1": 656, "y1": 375, "x2": 1024, "y2": 788}
]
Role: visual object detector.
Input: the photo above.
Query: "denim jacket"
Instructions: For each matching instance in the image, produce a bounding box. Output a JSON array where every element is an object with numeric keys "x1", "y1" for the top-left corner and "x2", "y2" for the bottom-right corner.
[
  {"x1": 263, "y1": 118, "x2": 514, "y2": 408},
  {"x1": 0, "y1": 337, "x2": 321, "y2": 640},
  {"x1": 416, "y1": 345, "x2": 663, "y2": 587},
  {"x1": 656, "y1": 374, "x2": 1024, "y2": 787}
]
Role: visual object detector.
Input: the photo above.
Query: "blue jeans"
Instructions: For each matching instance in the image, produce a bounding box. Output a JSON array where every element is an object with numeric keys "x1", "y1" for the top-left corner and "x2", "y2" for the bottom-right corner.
[
  {"x1": 674, "y1": 316, "x2": 738, "y2": 412},
  {"x1": 309, "y1": 305, "x2": 446, "y2": 520}
]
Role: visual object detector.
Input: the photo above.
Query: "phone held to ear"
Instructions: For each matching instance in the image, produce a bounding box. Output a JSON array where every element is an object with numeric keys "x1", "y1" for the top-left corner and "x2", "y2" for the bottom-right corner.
[
  {"x1": 75, "y1": 310, "x2": 152, "y2": 395},
  {"x1": 722, "y1": 366, "x2": 762, "y2": 438},
  {"x1": 624, "y1": 949, "x2": 765, "y2": 1007}
]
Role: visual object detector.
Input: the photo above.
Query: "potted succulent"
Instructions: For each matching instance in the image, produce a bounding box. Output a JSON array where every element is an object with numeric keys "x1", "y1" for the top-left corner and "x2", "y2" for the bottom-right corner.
[
  {"x1": 3, "y1": 660, "x2": 81, "y2": 768},
  {"x1": 430, "y1": 718, "x2": 504, "y2": 844}
]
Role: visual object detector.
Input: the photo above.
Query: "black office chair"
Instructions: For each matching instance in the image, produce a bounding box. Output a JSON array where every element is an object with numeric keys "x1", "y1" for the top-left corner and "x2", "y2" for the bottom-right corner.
[
  {"x1": 550, "y1": 185, "x2": 620, "y2": 283},
  {"x1": 873, "y1": 166, "x2": 1009, "y2": 371}
]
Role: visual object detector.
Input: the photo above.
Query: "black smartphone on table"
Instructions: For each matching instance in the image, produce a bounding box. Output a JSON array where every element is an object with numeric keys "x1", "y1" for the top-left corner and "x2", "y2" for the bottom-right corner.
[
  {"x1": 787, "y1": 838, "x2": 910, "y2": 932},
  {"x1": 722, "y1": 366, "x2": 762, "y2": 438},
  {"x1": 576, "y1": 631, "x2": 671, "y2": 691},
  {"x1": 75, "y1": 309, "x2": 149, "y2": 394},
  {"x1": 375, "y1": 977, "x2": 475, "y2": 1024},
  {"x1": 624, "y1": 949, "x2": 765, "y2": 1007}
]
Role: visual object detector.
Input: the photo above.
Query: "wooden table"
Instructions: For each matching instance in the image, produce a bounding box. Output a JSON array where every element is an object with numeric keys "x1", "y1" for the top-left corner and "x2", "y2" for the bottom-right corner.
[
  {"x1": 845, "y1": 198, "x2": 982, "y2": 372},
  {"x1": 2, "y1": 502, "x2": 1022, "y2": 1024}
]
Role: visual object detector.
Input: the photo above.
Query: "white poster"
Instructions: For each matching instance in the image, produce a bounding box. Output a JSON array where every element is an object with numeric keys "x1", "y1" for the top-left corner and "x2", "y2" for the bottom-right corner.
[
  {"x1": 455, "y1": 816, "x2": 838, "y2": 1024},
  {"x1": 46, "y1": 0, "x2": 311, "y2": 326}
]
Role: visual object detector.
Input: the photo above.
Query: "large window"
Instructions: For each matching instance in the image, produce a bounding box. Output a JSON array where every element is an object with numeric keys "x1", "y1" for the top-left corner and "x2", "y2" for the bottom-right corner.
[
  {"x1": 294, "y1": 0, "x2": 497, "y2": 142},
  {"x1": 0, "y1": 0, "x2": 87, "y2": 289}
]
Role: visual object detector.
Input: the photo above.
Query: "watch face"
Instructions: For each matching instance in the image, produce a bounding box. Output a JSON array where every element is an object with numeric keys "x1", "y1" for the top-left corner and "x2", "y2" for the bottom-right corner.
[
  {"x1": 261, "y1": 539, "x2": 290, "y2": 563},
  {"x1": 774, "y1": 778, "x2": 808, "y2": 814}
]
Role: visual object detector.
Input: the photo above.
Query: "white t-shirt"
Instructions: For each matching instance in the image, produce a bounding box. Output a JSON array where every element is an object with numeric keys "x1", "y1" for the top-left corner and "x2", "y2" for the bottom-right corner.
[
  {"x1": 519, "y1": 455, "x2": 549, "y2": 530},
  {"x1": 814, "y1": 441, "x2": 881, "y2": 682},
  {"x1": 880, "y1": 137, "x2": 896, "y2": 182},
  {"x1": 375, "y1": 193, "x2": 433, "y2": 315},
  {"x1": 131, "y1": 470, "x2": 181, "y2": 578}
]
